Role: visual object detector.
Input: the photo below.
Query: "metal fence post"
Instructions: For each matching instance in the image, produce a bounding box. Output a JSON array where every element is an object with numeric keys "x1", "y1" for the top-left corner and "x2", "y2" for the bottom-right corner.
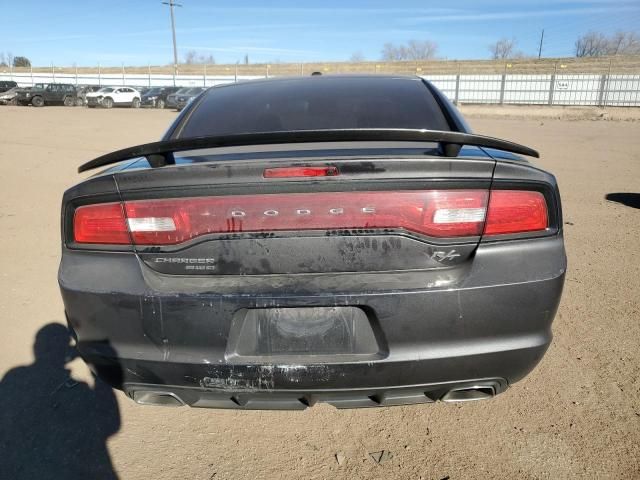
[
  {"x1": 597, "y1": 74, "x2": 608, "y2": 107},
  {"x1": 203, "y1": 63, "x2": 207, "y2": 87},
  {"x1": 30, "y1": 64, "x2": 33, "y2": 86},
  {"x1": 52, "y1": 63, "x2": 55, "y2": 83},
  {"x1": 75, "y1": 64, "x2": 78, "y2": 86},
  {"x1": 9, "y1": 63, "x2": 13, "y2": 81},
  {"x1": 454, "y1": 74, "x2": 460, "y2": 105},
  {"x1": 121, "y1": 63, "x2": 125, "y2": 86},
  {"x1": 548, "y1": 65, "x2": 556, "y2": 106},
  {"x1": 148, "y1": 64, "x2": 152, "y2": 87},
  {"x1": 499, "y1": 69, "x2": 506, "y2": 105},
  {"x1": 98, "y1": 63, "x2": 101, "y2": 86}
]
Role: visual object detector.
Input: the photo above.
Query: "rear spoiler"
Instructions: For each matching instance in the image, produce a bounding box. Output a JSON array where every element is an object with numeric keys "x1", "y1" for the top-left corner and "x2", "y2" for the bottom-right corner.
[{"x1": 77, "y1": 128, "x2": 539, "y2": 173}]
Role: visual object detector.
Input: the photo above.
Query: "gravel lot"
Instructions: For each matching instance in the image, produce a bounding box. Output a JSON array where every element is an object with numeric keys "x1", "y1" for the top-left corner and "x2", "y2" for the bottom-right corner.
[{"x1": 1, "y1": 106, "x2": 639, "y2": 479}]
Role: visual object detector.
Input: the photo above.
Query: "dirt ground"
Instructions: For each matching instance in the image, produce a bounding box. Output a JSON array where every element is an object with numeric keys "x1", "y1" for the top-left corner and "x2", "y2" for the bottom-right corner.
[{"x1": 1, "y1": 105, "x2": 639, "y2": 480}]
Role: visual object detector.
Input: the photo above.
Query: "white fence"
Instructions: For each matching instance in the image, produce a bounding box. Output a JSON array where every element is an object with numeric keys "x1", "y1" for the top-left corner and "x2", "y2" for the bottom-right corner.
[{"x1": 2, "y1": 71, "x2": 640, "y2": 106}]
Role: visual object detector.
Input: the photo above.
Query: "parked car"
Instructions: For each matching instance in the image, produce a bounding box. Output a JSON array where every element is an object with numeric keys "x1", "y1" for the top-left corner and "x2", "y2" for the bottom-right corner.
[
  {"x1": 75, "y1": 85, "x2": 102, "y2": 106},
  {"x1": 165, "y1": 87, "x2": 192, "y2": 109},
  {"x1": 140, "y1": 86, "x2": 180, "y2": 109},
  {"x1": 60, "y1": 76, "x2": 566, "y2": 410},
  {"x1": 16, "y1": 83, "x2": 77, "y2": 107},
  {"x1": 175, "y1": 87, "x2": 207, "y2": 111},
  {"x1": 0, "y1": 80, "x2": 18, "y2": 93},
  {"x1": 137, "y1": 87, "x2": 152, "y2": 97},
  {"x1": 85, "y1": 86, "x2": 141, "y2": 108},
  {"x1": 0, "y1": 87, "x2": 20, "y2": 105}
]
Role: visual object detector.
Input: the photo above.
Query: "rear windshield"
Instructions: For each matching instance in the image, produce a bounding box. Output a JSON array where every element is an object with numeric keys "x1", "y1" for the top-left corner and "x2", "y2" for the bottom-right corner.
[{"x1": 178, "y1": 77, "x2": 450, "y2": 137}]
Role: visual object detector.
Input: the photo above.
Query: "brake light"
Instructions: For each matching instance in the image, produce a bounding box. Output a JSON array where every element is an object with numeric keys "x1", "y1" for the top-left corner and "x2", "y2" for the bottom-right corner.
[
  {"x1": 484, "y1": 190, "x2": 548, "y2": 235},
  {"x1": 73, "y1": 203, "x2": 129, "y2": 244},
  {"x1": 73, "y1": 190, "x2": 488, "y2": 245},
  {"x1": 263, "y1": 166, "x2": 339, "y2": 178}
]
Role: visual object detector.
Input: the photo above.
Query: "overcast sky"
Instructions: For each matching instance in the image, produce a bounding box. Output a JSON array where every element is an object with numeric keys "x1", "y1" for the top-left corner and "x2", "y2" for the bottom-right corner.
[{"x1": 2, "y1": 0, "x2": 640, "y2": 66}]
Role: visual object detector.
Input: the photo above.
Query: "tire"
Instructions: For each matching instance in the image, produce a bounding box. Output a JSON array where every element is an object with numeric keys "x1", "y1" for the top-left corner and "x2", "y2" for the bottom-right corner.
[
  {"x1": 155, "y1": 98, "x2": 165, "y2": 109},
  {"x1": 102, "y1": 97, "x2": 113, "y2": 109},
  {"x1": 63, "y1": 96, "x2": 74, "y2": 107},
  {"x1": 132, "y1": 97, "x2": 140, "y2": 108},
  {"x1": 75, "y1": 98, "x2": 84, "y2": 107},
  {"x1": 31, "y1": 96, "x2": 44, "y2": 107},
  {"x1": 9, "y1": 97, "x2": 17, "y2": 106}
]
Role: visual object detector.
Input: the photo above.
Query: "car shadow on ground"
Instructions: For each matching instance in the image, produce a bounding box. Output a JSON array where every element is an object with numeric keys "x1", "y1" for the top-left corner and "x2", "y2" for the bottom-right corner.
[
  {"x1": 605, "y1": 193, "x2": 640, "y2": 209},
  {"x1": 0, "y1": 323, "x2": 121, "y2": 480}
]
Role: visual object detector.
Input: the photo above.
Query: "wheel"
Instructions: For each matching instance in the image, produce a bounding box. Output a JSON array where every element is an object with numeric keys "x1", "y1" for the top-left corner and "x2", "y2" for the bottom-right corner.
[
  {"x1": 9, "y1": 97, "x2": 17, "y2": 106},
  {"x1": 63, "y1": 96, "x2": 74, "y2": 107},
  {"x1": 75, "y1": 98, "x2": 84, "y2": 107},
  {"x1": 31, "y1": 96, "x2": 44, "y2": 107},
  {"x1": 155, "y1": 98, "x2": 165, "y2": 109},
  {"x1": 102, "y1": 97, "x2": 113, "y2": 109},
  {"x1": 132, "y1": 97, "x2": 140, "y2": 108}
]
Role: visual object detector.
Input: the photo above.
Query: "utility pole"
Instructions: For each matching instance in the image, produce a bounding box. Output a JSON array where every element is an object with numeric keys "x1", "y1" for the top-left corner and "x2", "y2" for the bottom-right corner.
[
  {"x1": 538, "y1": 29, "x2": 545, "y2": 59},
  {"x1": 162, "y1": 0, "x2": 182, "y2": 77}
]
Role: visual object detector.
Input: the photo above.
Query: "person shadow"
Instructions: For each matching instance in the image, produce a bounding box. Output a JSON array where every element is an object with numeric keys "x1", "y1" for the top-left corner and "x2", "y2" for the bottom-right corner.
[{"x1": 0, "y1": 323, "x2": 121, "y2": 480}]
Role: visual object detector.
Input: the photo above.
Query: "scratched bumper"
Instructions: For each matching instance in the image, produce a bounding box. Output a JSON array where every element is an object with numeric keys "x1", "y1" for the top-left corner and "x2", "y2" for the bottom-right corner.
[{"x1": 59, "y1": 236, "x2": 565, "y2": 409}]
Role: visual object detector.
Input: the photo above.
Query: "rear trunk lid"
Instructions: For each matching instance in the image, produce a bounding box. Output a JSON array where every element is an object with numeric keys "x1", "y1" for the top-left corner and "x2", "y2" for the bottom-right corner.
[{"x1": 109, "y1": 144, "x2": 496, "y2": 276}]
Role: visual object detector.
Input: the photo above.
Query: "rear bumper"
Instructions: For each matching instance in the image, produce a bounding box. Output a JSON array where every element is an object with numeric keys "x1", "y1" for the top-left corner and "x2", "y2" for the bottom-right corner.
[
  {"x1": 124, "y1": 378, "x2": 508, "y2": 409},
  {"x1": 60, "y1": 236, "x2": 566, "y2": 408}
]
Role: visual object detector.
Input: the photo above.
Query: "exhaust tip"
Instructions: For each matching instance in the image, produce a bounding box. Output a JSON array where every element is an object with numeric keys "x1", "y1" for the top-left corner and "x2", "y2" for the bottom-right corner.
[
  {"x1": 132, "y1": 391, "x2": 185, "y2": 407},
  {"x1": 441, "y1": 385, "x2": 496, "y2": 403}
]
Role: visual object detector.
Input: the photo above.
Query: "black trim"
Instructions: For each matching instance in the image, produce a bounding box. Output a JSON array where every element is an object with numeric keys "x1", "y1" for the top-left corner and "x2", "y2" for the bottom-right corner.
[{"x1": 78, "y1": 129, "x2": 540, "y2": 173}]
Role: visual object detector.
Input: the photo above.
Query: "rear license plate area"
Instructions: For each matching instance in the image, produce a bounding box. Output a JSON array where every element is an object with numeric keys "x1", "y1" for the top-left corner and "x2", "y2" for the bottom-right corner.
[{"x1": 226, "y1": 307, "x2": 385, "y2": 362}]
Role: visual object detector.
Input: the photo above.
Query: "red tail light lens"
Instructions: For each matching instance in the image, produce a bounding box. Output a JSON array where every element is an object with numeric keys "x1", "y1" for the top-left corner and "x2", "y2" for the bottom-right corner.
[
  {"x1": 73, "y1": 203, "x2": 130, "y2": 244},
  {"x1": 72, "y1": 189, "x2": 549, "y2": 246},
  {"x1": 484, "y1": 190, "x2": 548, "y2": 235},
  {"x1": 73, "y1": 190, "x2": 488, "y2": 245}
]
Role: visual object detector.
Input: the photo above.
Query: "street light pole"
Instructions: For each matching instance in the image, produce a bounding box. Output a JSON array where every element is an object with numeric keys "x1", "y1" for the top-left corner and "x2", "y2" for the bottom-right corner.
[{"x1": 162, "y1": 0, "x2": 182, "y2": 79}]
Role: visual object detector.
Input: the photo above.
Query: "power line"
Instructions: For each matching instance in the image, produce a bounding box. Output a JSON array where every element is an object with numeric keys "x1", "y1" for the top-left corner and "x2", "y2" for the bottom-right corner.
[{"x1": 162, "y1": 0, "x2": 182, "y2": 79}]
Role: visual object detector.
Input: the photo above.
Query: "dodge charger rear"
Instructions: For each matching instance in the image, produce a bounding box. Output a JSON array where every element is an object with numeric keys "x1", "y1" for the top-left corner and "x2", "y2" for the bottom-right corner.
[{"x1": 59, "y1": 76, "x2": 566, "y2": 409}]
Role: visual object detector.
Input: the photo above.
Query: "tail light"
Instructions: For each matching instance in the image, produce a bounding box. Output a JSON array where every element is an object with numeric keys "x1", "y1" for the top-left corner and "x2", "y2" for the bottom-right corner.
[
  {"x1": 483, "y1": 190, "x2": 548, "y2": 235},
  {"x1": 72, "y1": 189, "x2": 548, "y2": 246}
]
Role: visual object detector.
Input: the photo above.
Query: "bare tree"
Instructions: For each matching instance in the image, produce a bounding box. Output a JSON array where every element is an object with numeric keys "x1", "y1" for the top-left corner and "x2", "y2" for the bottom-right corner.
[
  {"x1": 13, "y1": 56, "x2": 31, "y2": 68},
  {"x1": 405, "y1": 40, "x2": 438, "y2": 60},
  {"x1": 184, "y1": 50, "x2": 215, "y2": 64},
  {"x1": 0, "y1": 51, "x2": 15, "y2": 67},
  {"x1": 575, "y1": 31, "x2": 610, "y2": 57},
  {"x1": 488, "y1": 38, "x2": 518, "y2": 59},
  {"x1": 607, "y1": 31, "x2": 640, "y2": 55},
  {"x1": 350, "y1": 51, "x2": 365, "y2": 62},
  {"x1": 381, "y1": 43, "x2": 402, "y2": 61},
  {"x1": 381, "y1": 40, "x2": 438, "y2": 61}
]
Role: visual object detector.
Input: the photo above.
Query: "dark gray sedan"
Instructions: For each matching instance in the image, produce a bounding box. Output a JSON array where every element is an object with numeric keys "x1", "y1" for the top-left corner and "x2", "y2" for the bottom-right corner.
[
  {"x1": 175, "y1": 87, "x2": 207, "y2": 111},
  {"x1": 59, "y1": 75, "x2": 566, "y2": 409}
]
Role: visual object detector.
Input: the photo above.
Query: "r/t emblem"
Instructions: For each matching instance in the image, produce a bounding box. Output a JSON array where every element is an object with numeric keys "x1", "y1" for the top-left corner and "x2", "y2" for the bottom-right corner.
[{"x1": 430, "y1": 250, "x2": 461, "y2": 261}]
